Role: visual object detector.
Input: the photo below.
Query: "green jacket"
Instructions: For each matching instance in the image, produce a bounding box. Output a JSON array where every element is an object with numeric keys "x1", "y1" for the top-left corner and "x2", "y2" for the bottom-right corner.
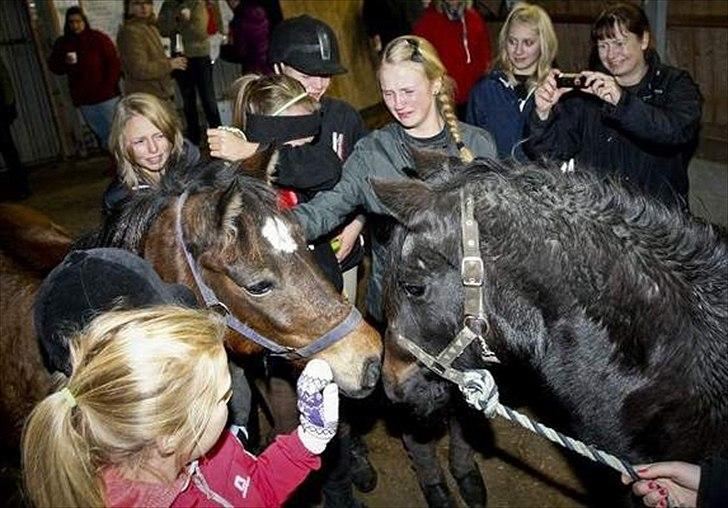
[
  {"x1": 294, "y1": 121, "x2": 497, "y2": 321},
  {"x1": 157, "y1": 0, "x2": 210, "y2": 58},
  {"x1": 117, "y1": 17, "x2": 174, "y2": 100}
]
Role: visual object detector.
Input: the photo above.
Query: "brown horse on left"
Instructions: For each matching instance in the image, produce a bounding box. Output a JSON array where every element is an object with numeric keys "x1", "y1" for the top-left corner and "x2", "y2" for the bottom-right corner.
[
  {"x1": 0, "y1": 158, "x2": 382, "y2": 447},
  {"x1": 0, "y1": 204, "x2": 73, "y2": 447}
]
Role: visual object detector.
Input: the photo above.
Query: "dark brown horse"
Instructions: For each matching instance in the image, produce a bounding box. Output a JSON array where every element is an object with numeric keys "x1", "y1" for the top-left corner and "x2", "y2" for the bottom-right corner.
[
  {"x1": 374, "y1": 156, "x2": 727, "y2": 467},
  {"x1": 0, "y1": 157, "x2": 382, "y2": 445},
  {"x1": 85, "y1": 158, "x2": 382, "y2": 394}
]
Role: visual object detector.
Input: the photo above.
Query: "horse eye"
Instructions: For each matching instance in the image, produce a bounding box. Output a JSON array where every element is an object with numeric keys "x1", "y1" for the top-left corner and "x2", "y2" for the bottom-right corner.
[
  {"x1": 402, "y1": 283, "x2": 425, "y2": 297},
  {"x1": 244, "y1": 280, "x2": 274, "y2": 296}
]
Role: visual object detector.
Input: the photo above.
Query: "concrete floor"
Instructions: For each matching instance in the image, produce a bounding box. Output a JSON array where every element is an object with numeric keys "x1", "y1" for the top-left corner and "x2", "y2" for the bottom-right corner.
[{"x1": 2, "y1": 154, "x2": 726, "y2": 507}]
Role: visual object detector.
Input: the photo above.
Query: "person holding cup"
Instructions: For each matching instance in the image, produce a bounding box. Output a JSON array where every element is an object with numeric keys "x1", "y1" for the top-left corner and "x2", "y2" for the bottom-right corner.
[
  {"x1": 48, "y1": 6, "x2": 122, "y2": 150},
  {"x1": 118, "y1": 0, "x2": 187, "y2": 105}
]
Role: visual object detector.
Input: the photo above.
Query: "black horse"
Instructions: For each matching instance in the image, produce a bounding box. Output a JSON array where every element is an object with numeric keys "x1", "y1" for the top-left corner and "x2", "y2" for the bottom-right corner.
[{"x1": 374, "y1": 156, "x2": 727, "y2": 466}]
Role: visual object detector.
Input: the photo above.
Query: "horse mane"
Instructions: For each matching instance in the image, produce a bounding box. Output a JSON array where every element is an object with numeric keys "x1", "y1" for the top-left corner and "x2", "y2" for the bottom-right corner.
[
  {"x1": 78, "y1": 158, "x2": 280, "y2": 253},
  {"x1": 436, "y1": 158, "x2": 725, "y2": 276},
  {"x1": 431, "y1": 160, "x2": 727, "y2": 364}
]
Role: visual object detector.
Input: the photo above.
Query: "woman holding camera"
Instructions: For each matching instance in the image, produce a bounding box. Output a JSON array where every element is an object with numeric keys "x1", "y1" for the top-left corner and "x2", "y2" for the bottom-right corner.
[{"x1": 525, "y1": 2, "x2": 702, "y2": 210}]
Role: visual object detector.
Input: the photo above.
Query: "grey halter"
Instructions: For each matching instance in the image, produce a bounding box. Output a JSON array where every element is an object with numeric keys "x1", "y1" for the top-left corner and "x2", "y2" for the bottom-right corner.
[
  {"x1": 396, "y1": 189, "x2": 499, "y2": 384},
  {"x1": 174, "y1": 191, "x2": 362, "y2": 359}
]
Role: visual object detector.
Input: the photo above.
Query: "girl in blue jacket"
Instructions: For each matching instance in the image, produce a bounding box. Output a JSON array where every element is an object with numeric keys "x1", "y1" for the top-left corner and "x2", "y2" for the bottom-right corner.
[{"x1": 466, "y1": 2, "x2": 556, "y2": 161}]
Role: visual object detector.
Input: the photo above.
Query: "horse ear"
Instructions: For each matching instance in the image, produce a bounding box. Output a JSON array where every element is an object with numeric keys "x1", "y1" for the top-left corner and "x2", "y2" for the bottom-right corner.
[
  {"x1": 218, "y1": 180, "x2": 244, "y2": 235},
  {"x1": 239, "y1": 144, "x2": 279, "y2": 183},
  {"x1": 371, "y1": 178, "x2": 434, "y2": 228},
  {"x1": 405, "y1": 147, "x2": 451, "y2": 181},
  {"x1": 405, "y1": 147, "x2": 464, "y2": 183}
]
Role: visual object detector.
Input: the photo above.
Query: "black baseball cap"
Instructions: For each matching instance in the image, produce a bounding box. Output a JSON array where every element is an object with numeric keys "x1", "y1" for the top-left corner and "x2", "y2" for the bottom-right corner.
[
  {"x1": 268, "y1": 15, "x2": 347, "y2": 76},
  {"x1": 34, "y1": 248, "x2": 197, "y2": 375}
]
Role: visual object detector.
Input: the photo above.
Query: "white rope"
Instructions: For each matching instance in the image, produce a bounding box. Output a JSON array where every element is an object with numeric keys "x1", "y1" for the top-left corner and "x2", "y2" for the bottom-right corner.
[{"x1": 459, "y1": 370, "x2": 640, "y2": 481}]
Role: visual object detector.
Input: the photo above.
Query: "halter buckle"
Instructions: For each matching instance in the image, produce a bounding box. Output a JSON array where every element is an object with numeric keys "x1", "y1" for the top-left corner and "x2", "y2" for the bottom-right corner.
[
  {"x1": 464, "y1": 315, "x2": 489, "y2": 337},
  {"x1": 461, "y1": 256, "x2": 484, "y2": 287}
]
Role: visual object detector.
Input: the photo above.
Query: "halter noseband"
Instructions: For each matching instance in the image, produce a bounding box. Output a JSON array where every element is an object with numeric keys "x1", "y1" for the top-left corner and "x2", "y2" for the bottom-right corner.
[
  {"x1": 396, "y1": 189, "x2": 499, "y2": 384},
  {"x1": 174, "y1": 191, "x2": 362, "y2": 359}
]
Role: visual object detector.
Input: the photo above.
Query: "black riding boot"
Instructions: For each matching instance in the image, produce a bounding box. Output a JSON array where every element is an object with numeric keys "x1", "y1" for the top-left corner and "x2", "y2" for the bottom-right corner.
[
  {"x1": 321, "y1": 434, "x2": 365, "y2": 508},
  {"x1": 344, "y1": 433, "x2": 378, "y2": 493}
]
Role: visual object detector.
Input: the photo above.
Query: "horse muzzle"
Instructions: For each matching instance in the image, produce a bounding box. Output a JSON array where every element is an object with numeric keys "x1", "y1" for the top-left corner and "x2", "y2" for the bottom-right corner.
[{"x1": 318, "y1": 317, "x2": 382, "y2": 399}]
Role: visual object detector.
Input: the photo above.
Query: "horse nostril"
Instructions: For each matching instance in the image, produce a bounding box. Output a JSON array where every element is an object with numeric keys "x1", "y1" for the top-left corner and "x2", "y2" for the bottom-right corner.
[{"x1": 362, "y1": 357, "x2": 381, "y2": 389}]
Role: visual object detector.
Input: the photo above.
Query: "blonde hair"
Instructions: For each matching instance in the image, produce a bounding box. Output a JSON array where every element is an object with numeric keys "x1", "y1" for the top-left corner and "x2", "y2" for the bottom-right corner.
[
  {"x1": 21, "y1": 306, "x2": 228, "y2": 507},
  {"x1": 379, "y1": 36, "x2": 474, "y2": 163},
  {"x1": 109, "y1": 93, "x2": 184, "y2": 189},
  {"x1": 230, "y1": 73, "x2": 319, "y2": 129},
  {"x1": 496, "y1": 2, "x2": 557, "y2": 88}
]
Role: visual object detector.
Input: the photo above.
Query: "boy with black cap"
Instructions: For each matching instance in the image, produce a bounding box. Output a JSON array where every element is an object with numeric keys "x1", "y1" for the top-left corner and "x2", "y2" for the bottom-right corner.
[
  {"x1": 268, "y1": 14, "x2": 366, "y2": 160},
  {"x1": 269, "y1": 14, "x2": 368, "y2": 281},
  {"x1": 268, "y1": 15, "x2": 376, "y2": 506}
]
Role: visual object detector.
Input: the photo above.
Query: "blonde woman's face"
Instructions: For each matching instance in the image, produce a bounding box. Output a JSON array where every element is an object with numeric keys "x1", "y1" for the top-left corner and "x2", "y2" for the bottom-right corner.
[
  {"x1": 506, "y1": 21, "x2": 540, "y2": 74},
  {"x1": 124, "y1": 115, "x2": 171, "y2": 175},
  {"x1": 379, "y1": 62, "x2": 439, "y2": 136}
]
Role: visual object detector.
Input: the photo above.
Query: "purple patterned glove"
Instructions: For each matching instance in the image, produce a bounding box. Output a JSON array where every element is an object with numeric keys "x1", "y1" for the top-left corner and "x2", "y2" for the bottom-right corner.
[{"x1": 296, "y1": 359, "x2": 339, "y2": 454}]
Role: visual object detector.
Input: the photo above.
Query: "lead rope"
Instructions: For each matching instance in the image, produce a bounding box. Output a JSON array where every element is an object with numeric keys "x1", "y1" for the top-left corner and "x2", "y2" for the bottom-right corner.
[{"x1": 459, "y1": 369, "x2": 643, "y2": 482}]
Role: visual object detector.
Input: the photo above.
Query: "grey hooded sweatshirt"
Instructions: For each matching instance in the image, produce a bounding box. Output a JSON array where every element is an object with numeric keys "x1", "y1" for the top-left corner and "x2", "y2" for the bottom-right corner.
[{"x1": 294, "y1": 121, "x2": 497, "y2": 322}]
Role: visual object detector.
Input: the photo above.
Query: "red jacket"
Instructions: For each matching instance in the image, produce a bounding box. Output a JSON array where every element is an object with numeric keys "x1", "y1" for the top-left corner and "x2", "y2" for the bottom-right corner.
[
  {"x1": 413, "y1": 6, "x2": 492, "y2": 105},
  {"x1": 48, "y1": 28, "x2": 121, "y2": 106},
  {"x1": 104, "y1": 429, "x2": 321, "y2": 507}
]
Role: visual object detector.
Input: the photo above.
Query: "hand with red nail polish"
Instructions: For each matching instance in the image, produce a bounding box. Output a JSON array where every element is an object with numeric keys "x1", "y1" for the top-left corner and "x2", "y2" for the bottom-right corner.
[{"x1": 621, "y1": 461, "x2": 700, "y2": 507}]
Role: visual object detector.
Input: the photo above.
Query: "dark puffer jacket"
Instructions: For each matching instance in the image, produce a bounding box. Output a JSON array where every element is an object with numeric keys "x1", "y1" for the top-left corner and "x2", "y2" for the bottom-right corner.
[
  {"x1": 102, "y1": 139, "x2": 200, "y2": 216},
  {"x1": 525, "y1": 51, "x2": 702, "y2": 209},
  {"x1": 466, "y1": 70, "x2": 536, "y2": 162}
]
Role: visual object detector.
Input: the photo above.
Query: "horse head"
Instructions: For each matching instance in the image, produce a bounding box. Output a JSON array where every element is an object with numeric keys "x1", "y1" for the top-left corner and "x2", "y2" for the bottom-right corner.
[
  {"x1": 372, "y1": 156, "x2": 549, "y2": 417},
  {"x1": 372, "y1": 175, "x2": 469, "y2": 415},
  {"x1": 95, "y1": 160, "x2": 382, "y2": 398}
]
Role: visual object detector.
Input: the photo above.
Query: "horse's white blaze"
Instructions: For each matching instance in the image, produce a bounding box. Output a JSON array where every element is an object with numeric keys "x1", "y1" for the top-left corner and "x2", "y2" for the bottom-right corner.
[{"x1": 262, "y1": 217, "x2": 297, "y2": 253}]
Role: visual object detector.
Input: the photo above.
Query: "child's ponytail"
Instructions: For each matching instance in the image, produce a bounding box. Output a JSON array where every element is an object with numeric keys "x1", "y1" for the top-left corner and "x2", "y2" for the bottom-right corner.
[
  {"x1": 22, "y1": 384, "x2": 103, "y2": 507},
  {"x1": 230, "y1": 74, "x2": 264, "y2": 129},
  {"x1": 21, "y1": 307, "x2": 229, "y2": 507}
]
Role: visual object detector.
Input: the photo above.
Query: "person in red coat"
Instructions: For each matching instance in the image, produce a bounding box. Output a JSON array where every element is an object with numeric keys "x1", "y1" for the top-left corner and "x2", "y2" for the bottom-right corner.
[
  {"x1": 48, "y1": 6, "x2": 121, "y2": 149},
  {"x1": 22, "y1": 303, "x2": 339, "y2": 508},
  {"x1": 413, "y1": 0, "x2": 492, "y2": 118}
]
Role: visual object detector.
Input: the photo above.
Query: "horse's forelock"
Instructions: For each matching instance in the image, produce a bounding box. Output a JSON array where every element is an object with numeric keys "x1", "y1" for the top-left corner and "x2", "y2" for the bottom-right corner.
[{"x1": 87, "y1": 162, "x2": 281, "y2": 255}]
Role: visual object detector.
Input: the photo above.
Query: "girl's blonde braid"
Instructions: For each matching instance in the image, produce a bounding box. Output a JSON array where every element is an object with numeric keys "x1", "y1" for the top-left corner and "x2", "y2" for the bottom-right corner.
[{"x1": 437, "y1": 90, "x2": 475, "y2": 163}]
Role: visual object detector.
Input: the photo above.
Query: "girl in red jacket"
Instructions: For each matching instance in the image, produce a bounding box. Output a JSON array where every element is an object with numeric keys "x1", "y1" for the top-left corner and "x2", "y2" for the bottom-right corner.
[
  {"x1": 413, "y1": 0, "x2": 492, "y2": 118},
  {"x1": 22, "y1": 306, "x2": 339, "y2": 507}
]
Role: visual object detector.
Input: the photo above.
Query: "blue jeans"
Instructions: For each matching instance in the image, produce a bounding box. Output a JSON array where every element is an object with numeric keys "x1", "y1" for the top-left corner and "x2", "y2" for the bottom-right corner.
[{"x1": 79, "y1": 96, "x2": 119, "y2": 150}]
